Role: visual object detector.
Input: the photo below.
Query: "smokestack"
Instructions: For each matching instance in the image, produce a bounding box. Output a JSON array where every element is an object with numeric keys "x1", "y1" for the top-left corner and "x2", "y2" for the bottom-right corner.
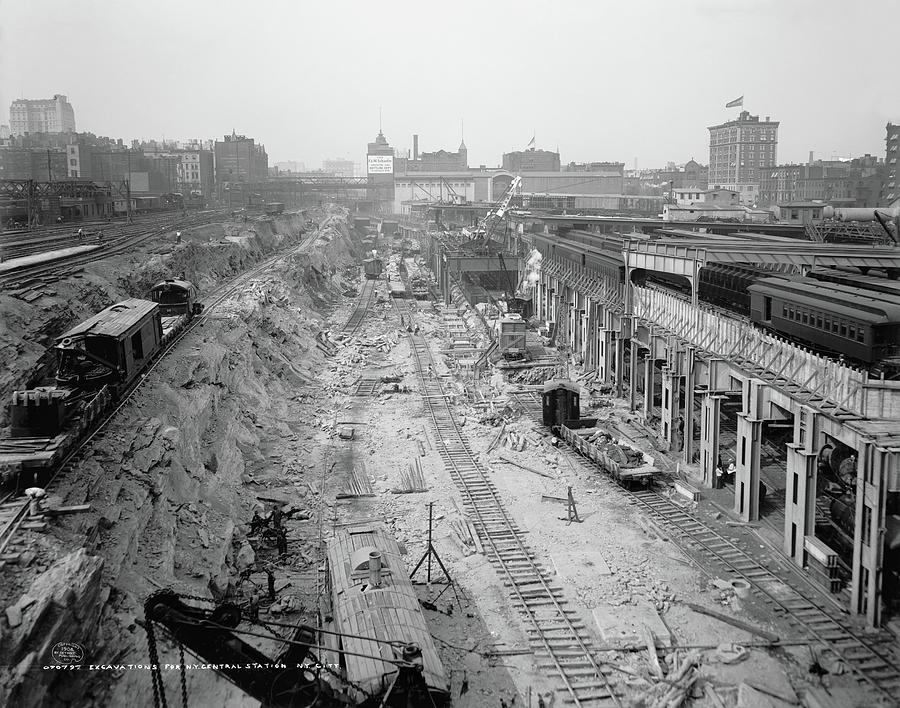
[
  {"x1": 368, "y1": 550, "x2": 382, "y2": 588},
  {"x1": 413, "y1": 135, "x2": 419, "y2": 161},
  {"x1": 809, "y1": 151, "x2": 814, "y2": 165}
]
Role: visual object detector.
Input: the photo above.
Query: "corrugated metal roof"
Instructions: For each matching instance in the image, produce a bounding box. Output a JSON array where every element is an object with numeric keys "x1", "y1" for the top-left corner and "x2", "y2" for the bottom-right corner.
[{"x1": 56, "y1": 298, "x2": 159, "y2": 341}]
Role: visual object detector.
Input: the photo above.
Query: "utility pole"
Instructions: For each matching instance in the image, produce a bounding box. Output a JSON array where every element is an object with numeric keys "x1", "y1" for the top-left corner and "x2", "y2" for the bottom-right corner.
[
  {"x1": 126, "y1": 149, "x2": 132, "y2": 223},
  {"x1": 47, "y1": 149, "x2": 52, "y2": 182}
]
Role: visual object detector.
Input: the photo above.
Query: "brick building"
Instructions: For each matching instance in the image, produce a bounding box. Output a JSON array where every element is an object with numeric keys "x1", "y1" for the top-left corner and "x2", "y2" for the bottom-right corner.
[
  {"x1": 708, "y1": 110, "x2": 779, "y2": 204},
  {"x1": 882, "y1": 122, "x2": 899, "y2": 204},
  {"x1": 502, "y1": 148, "x2": 560, "y2": 172},
  {"x1": 214, "y1": 132, "x2": 269, "y2": 184}
]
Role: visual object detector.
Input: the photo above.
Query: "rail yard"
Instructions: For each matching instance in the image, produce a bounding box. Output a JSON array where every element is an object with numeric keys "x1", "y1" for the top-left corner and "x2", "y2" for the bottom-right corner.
[{"x1": 0, "y1": 198, "x2": 897, "y2": 708}]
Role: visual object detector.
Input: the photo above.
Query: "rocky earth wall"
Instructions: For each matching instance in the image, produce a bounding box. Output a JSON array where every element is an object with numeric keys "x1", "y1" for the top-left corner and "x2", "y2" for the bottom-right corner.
[{"x1": 0, "y1": 207, "x2": 362, "y2": 707}]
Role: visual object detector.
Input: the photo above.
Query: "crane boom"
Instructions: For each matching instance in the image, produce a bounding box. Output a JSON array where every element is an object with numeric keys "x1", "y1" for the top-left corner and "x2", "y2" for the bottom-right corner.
[{"x1": 478, "y1": 176, "x2": 522, "y2": 242}]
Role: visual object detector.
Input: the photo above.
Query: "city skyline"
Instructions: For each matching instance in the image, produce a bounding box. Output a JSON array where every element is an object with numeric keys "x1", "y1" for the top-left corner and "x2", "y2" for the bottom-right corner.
[{"x1": 1, "y1": 0, "x2": 898, "y2": 168}]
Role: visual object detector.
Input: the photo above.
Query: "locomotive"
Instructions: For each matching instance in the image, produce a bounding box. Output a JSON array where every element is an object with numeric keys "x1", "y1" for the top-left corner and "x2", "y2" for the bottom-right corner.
[{"x1": 1, "y1": 279, "x2": 202, "y2": 489}]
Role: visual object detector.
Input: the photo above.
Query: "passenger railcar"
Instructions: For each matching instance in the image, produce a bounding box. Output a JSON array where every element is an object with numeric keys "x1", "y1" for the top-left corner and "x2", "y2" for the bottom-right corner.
[
  {"x1": 325, "y1": 523, "x2": 450, "y2": 706},
  {"x1": 55, "y1": 299, "x2": 163, "y2": 390},
  {"x1": 807, "y1": 268, "x2": 900, "y2": 298},
  {"x1": 748, "y1": 278, "x2": 900, "y2": 363}
]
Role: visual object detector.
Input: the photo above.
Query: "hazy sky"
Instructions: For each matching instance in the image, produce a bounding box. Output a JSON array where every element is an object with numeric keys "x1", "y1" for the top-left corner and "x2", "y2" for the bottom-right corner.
[{"x1": 1, "y1": 0, "x2": 897, "y2": 169}]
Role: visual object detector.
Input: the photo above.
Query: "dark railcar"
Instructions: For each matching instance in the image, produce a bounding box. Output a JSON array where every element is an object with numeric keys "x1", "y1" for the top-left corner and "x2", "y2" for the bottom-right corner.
[
  {"x1": 149, "y1": 279, "x2": 203, "y2": 316},
  {"x1": 54, "y1": 298, "x2": 163, "y2": 390},
  {"x1": 363, "y1": 258, "x2": 384, "y2": 280},
  {"x1": 748, "y1": 278, "x2": 900, "y2": 363}
]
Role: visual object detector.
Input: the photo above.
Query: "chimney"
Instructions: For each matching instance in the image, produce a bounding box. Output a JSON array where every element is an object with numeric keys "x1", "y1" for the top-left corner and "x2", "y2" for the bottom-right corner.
[
  {"x1": 809, "y1": 151, "x2": 814, "y2": 165},
  {"x1": 368, "y1": 550, "x2": 382, "y2": 588},
  {"x1": 413, "y1": 135, "x2": 419, "y2": 161}
]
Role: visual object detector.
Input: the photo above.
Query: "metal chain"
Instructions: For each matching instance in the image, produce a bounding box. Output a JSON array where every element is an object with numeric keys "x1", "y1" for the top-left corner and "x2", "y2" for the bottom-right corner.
[
  {"x1": 178, "y1": 641, "x2": 189, "y2": 708},
  {"x1": 144, "y1": 616, "x2": 169, "y2": 708}
]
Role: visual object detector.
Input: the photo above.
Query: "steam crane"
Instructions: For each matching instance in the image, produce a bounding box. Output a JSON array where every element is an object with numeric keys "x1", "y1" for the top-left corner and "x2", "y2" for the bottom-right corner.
[
  {"x1": 472, "y1": 175, "x2": 522, "y2": 243},
  {"x1": 142, "y1": 591, "x2": 437, "y2": 708}
]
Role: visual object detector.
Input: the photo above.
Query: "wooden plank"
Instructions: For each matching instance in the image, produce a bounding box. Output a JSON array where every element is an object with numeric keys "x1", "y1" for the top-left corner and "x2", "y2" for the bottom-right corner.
[{"x1": 683, "y1": 602, "x2": 779, "y2": 643}]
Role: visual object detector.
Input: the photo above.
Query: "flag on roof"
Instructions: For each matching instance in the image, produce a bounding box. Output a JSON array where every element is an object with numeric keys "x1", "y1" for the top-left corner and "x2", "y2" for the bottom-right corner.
[
  {"x1": 725, "y1": 96, "x2": 744, "y2": 108},
  {"x1": 526, "y1": 135, "x2": 535, "y2": 149}
]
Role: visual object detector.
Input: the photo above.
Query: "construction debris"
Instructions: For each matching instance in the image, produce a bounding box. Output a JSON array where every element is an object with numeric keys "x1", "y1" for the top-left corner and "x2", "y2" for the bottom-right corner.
[
  {"x1": 648, "y1": 650, "x2": 701, "y2": 708},
  {"x1": 684, "y1": 602, "x2": 780, "y2": 643},
  {"x1": 497, "y1": 454, "x2": 554, "y2": 479},
  {"x1": 336, "y1": 464, "x2": 375, "y2": 498},
  {"x1": 394, "y1": 458, "x2": 428, "y2": 494}
]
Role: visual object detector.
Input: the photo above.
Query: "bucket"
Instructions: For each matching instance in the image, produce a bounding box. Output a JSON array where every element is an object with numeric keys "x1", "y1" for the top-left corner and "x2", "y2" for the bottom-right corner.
[{"x1": 730, "y1": 579, "x2": 751, "y2": 598}]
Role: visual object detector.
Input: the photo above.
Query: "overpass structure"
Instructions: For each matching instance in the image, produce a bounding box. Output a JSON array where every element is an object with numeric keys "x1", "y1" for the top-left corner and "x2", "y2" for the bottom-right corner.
[{"x1": 1, "y1": 179, "x2": 128, "y2": 225}]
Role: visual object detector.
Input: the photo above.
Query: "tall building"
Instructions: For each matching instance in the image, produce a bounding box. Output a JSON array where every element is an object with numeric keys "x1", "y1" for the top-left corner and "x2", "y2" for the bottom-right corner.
[
  {"x1": 882, "y1": 122, "x2": 899, "y2": 205},
  {"x1": 214, "y1": 132, "x2": 269, "y2": 183},
  {"x1": 503, "y1": 148, "x2": 560, "y2": 172},
  {"x1": 323, "y1": 158, "x2": 354, "y2": 178},
  {"x1": 366, "y1": 130, "x2": 395, "y2": 213},
  {"x1": 9, "y1": 95, "x2": 76, "y2": 136},
  {"x1": 708, "y1": 110, "x2": 778, "y2": 204}
]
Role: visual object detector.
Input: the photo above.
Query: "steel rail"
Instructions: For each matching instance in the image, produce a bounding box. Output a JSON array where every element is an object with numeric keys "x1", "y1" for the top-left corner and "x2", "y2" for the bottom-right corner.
[
  {"x1": 0, "y1": 224, "x2": 323, "y2": 565},
  {"x1": 392, "y1": 296, "x2": 621, "y2": 706},
  {"x1": 515, "y1": 395, "x2": 900, "y2": 703}
]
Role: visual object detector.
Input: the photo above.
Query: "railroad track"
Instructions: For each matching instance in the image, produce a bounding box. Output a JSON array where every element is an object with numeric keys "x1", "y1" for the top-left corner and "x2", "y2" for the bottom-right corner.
[
  {"x1": 625, "y1": 488, "x2": 900, "y2": 700},
  {"x1": 341, "y1": 278, "x2": 377, "y2": 335},
  {"x1": 508, "y1": 388, "x2": 900, "y2": 703},
  {"x1": 394, "y1": 298, "x2": 621, "y2": 707},
  {"x1": 0, "y1": 220, "x2": 325, "y2": 563},
  {"x1": 0, "y1": 211, "x2": 227, "y2": 289}
]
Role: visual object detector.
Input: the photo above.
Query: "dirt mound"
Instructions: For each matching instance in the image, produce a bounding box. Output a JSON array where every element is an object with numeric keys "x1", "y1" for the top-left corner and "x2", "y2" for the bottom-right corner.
[{"x1": 0, "y1": 206, "x2": 363, "y2": 707}]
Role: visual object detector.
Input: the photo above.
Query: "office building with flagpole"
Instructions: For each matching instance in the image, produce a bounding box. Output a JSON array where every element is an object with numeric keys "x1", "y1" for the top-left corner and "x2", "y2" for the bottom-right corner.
[{"x1": 708, "y1": 105, "x2": 778, "y2": 205}]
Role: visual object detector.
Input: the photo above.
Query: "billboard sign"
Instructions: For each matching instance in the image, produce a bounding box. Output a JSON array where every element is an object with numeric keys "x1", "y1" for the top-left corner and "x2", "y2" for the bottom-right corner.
[{"x1": 367, "y1": 155, "x2": 394, "y2": 175}]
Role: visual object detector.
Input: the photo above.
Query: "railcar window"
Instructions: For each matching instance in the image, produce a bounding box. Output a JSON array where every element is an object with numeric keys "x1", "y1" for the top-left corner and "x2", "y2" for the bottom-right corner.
[
  {"x1": 782, "y1": 305, "x2": 788, "y2": 317},
  {"x1": 802, "y1": 312, "x2": 809, "y2": 325},
  {"x1": 816, "y1": 315, "x2": 823, "y2": 329},
  {"x1": 849, "y1": 326, "x2": 856, "y2": 340},
  {"x1": 840, "y1": 323, "x2": 847, "y2": 337},
  {"x1": 857, "y1": 329, "x2": 866, "y2": 343}
]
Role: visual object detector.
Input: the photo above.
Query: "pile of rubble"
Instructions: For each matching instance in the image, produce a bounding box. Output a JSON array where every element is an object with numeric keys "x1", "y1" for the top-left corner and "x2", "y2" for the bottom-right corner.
[
  {"x1": 506, "y1": 366, "x2": 560, "y2": 385},
  {"x1": 580, "y1": 428, "x2": 645, "y2": 468}
]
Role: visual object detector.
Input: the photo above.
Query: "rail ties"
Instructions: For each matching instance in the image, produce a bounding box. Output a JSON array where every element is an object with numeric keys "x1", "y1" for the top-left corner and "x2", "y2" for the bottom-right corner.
[
  {"x1": 342, "y1": 279, "x2": 376, "y2": 335},
  {"x1": 562, "y1": 450, "x2": 900, "y2": 700},
  {"x1": 396, "y1": 304, "x2": 620, "y2": 706}
]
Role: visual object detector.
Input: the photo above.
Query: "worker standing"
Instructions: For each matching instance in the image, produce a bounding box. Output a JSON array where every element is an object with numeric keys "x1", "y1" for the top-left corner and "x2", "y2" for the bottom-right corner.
[
  {"x1": 77, "y1": 227, "x2": 84, "y2": 241},
  {"x1": 97, "y1": 228, "x2": 104, "y2": 245}
]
